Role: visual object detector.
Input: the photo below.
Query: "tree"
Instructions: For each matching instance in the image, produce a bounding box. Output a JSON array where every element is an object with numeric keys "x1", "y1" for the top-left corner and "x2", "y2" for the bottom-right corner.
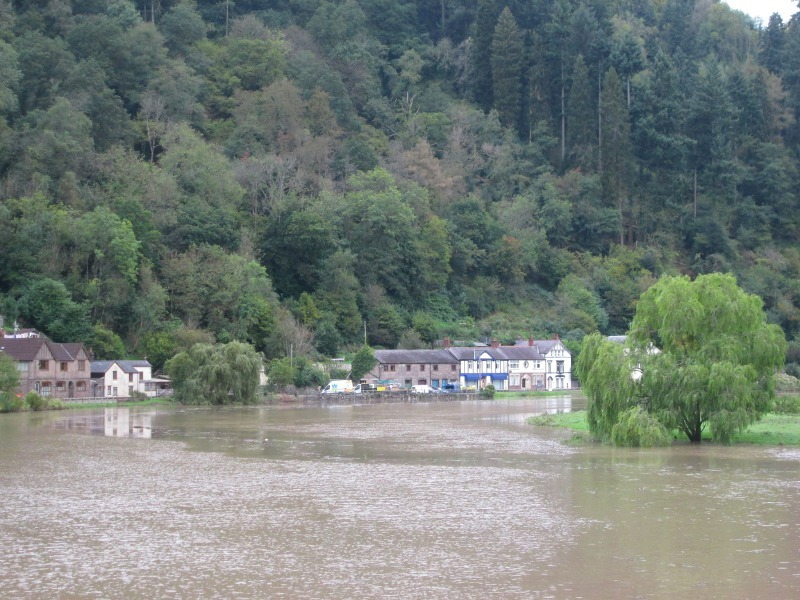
[
  {"x1": 578, "y1": 274, "x2": 786, "y2": 445},
  {"x1": 600, "y1": 67, "x2": 633, "y2": 245},
  {"x1": 0, "y1": 352, "x2": 21, "y2": 413},
  {"x1": 350, "y1": 345, "x2": 377, "y2": 381},
  {"x1": 166, "y1": 341, "x2": 261, "y2": 405},
  {"x1": 491, "y1": 7, "x2": 524, "y2": 133}
]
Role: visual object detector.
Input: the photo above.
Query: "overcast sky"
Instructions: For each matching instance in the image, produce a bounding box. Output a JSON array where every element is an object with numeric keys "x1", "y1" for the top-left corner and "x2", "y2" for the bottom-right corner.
[{"x1": 724, "y1": 0, "x2": 797, "y2": 23}]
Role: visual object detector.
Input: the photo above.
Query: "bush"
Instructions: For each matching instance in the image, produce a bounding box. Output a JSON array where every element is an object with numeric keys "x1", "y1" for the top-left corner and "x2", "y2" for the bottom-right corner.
[
  {"x1": 26, "y1": 391, "x2": 47, "y2": 411},
  {"x1": 775, "y1": 373, "x2": 800, "y2": 393},
  {"x1": 773, "y1": 395, "x2": 800, "y2": 415},
  {"x1": 480, "y1": 384, "x2": 496, "y2": 399},
  {"x1": 611, "y1": 406, "x2": 673, "y2": 447},
  {"x1": 0, "y1": 393, "x2": 27, "y2": 413},
  {"x1": 25, "y1": 392, "x2": 65, "y2": 411}
]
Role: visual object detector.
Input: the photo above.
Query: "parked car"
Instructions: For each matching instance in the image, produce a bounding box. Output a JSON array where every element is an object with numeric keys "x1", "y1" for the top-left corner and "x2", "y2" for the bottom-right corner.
[
  {"x1": 412, "y1": 384, "x2": 433, "y2": 394},
  {"x1": 353, "y1": 383, "x2": 378, "y2": 394},
  {"x1": 440, "y1": 382, "x2": 461, "y2": 392}
]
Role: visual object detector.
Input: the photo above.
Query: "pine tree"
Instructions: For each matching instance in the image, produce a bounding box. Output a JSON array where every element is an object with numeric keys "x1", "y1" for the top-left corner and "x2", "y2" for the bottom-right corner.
[
  {"x1": 566, "y1": 54, "x2": 596, "y2": 170},
  {"x1": 600, "y1": 67, "x2": 633, "y2": 245},
  {"x1": 473, "y1": 0, "x2": 502, "y2": 111},
  {"x1": 491, "y1": 7, "x2": 524, "y2": 133}
]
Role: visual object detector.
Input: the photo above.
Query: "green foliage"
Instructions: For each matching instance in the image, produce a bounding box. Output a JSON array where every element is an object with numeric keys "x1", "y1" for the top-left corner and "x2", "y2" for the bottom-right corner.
[
  {"x1": 610, "y1": 406, "x2": 673, "y2": 448},
  {"x1": 25, "y1": 391, "x2": 63, "y2": 411},
  {"x1": 267, "y1": 357, "x2": 295, "y2": 389},
  {"x1": 1, "y1": 0, "x2": 800, "y2": 376},
  {"x1": 582, "y1": 273, "x2": 787, "y2": 445},
  {"x1": 480, "y1": 384, "x2": 496, "y2": 399},
  {"x1": 87, "y1": 324, "x2": 126, "y2": 360},
  {"x1": 0, "y1": 352, "x2": 21, "y2": 412},
  {"x1": 166, "y1": 341, "x2": 261, "y2": 405},
  {"x1": 350, "y1": 345, "x2": 377, "y2": 381},
  {"x1": 773, "y1": 395, "x2": 800, "y2": 415}
]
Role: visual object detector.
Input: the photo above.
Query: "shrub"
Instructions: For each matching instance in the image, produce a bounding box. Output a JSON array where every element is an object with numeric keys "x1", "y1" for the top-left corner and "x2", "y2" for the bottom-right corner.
[
  {"x1": 0, "y1": 393, "x2": 27, "y2": 413},
  {"x1": 775, "y1": 373, "x2": 800, "y2": 393},
  {"x1": 773, "y1": 395, "x2": 800, "y2": 415},
  {"x1": 611, "y1": 406, "x2": 673, "y2": 447},
  {"x1": 26, "y1": 391, "x2": 47, "y2": 411},
  {"x1": 480, "y1": 384, "x2": 496, "y2": 399}
]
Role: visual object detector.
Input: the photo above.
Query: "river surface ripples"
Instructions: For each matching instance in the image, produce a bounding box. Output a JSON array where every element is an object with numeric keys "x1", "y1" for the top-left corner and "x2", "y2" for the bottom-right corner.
[{"x1": 0, "y1": 396, "x2": 798, "y2": 599}]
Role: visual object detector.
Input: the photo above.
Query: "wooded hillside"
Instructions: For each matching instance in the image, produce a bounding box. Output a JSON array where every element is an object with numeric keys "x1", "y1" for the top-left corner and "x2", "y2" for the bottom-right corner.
[{"x1": 2, "y1": 0, "x2": 800, "y2": 373}]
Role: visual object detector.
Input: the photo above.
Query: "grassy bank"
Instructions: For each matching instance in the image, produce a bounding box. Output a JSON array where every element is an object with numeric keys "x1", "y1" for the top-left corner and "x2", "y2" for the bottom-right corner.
[{"x1": 528, "y1": 410, "x2": 800, "y2": 446}]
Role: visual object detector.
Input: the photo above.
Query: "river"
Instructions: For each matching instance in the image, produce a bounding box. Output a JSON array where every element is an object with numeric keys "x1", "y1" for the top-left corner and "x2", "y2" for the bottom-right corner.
[{"x1": 0, "y1": 396, "x2": 798, "y2": 599}]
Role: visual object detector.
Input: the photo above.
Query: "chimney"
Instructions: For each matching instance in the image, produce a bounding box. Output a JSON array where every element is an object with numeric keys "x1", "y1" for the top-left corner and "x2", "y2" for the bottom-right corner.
[
  {"x1": 528, "y1": 336, "x2": 533, "y2": 347},
  {"x1": 443, "y1": 336, "x2": 451, "y2": 349},
  {"x1": 491, "y1": 338, "x2": 499, "y2": 348},
  {"x1": 553, "y1": 334, "x2": 560, "y2": 340}
]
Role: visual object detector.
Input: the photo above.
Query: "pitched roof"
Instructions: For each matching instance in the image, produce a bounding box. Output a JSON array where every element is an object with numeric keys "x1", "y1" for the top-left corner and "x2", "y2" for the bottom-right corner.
[
  {"x1": 90, "y1": 359, "x2": 151, "y2": 375},
  {"x1": 0, "y1": 338, "x2": 46, "y2": 361},
  {"x1": 0, "y1": 339, "x2": 90, "y2": 362},
  {"x1": 374, "y1": 349, "x2": 458, "y2": 364},
  {"x1": 446, "y1": 346, "x2": 545, "y2": 360}
]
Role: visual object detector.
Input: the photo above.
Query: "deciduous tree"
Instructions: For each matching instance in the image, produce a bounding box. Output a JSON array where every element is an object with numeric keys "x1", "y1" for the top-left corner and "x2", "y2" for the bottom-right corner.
[{"x1": 578, "y1": 273, "x2": 786, "y2": 445}]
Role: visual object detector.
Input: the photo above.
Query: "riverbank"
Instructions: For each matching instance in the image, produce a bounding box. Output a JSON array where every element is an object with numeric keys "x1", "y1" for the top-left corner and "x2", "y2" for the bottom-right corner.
[{"x1": 528, "y1": 410, "x2": 800, "y2": 445}]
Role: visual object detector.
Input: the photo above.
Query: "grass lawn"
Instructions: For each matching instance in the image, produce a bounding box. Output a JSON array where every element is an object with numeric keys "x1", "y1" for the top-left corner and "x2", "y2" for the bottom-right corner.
[{"x1": 528, "y1": 410, "x2": 800, "y2": 446}]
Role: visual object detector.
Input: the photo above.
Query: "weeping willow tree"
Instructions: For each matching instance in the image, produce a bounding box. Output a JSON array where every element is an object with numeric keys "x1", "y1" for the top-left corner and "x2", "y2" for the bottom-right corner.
[
  {"x1": 166, "y1": 341, "x2": 262, "y2": 405},
  {"x1": 578, "y1": 273, "x2": 786, "y2": 445}
]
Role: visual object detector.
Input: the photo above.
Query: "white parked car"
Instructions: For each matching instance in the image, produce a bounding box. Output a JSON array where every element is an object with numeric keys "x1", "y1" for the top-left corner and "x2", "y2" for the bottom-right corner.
[{"x1": 411, "y1": 384, "x2": 433, "y2": 394}]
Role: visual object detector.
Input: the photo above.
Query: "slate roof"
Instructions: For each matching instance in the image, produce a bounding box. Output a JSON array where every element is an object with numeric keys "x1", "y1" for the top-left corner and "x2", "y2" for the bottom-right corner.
[
  {"x1": 90, "y1": 360, "x2": 150, "y2": 375},
  {"x1": 0, "y1": 338, "x2": 87, "y2": 362},
  {"x1": 374, "y1": 349, "x2": 458, "y2": 364},
  {"x1": 447, "y1": 346, "x2": 546, "y2": 360},
  {"x1": 0, "y1": 338, "x2": 45, "y2": 361},
  {"x1": 374, "y1": 346, "x2": 548, "y2": 363}
]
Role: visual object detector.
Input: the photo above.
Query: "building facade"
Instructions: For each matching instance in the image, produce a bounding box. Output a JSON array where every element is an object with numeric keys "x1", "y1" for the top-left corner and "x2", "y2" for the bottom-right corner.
[{"x1": 0, "y1": 336, "x2": 92, "y2": 398}]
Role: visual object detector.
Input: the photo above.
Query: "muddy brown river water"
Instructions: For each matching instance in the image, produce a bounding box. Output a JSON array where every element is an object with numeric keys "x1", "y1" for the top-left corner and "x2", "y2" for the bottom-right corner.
[{"x1": 0, "y1": 395, "x2": 798, "y2": 599}]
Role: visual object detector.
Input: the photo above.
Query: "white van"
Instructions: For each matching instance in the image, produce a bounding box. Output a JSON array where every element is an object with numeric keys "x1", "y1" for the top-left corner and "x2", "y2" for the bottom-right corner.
[
  {"x1": 321, "y1": 379, "x2": 354, "y2": 394},
  {"x1": 411, "y1": 384, "x2": 433, "y2": 394}
]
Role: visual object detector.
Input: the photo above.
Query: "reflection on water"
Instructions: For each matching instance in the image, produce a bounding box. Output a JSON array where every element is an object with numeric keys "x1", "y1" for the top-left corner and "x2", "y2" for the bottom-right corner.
[
  {"x1": 1, "y1": 395, "x2": 798, "y2": 599},
  {"x1": 50, "y1": 407, "x2": 152, "y2": 438}
]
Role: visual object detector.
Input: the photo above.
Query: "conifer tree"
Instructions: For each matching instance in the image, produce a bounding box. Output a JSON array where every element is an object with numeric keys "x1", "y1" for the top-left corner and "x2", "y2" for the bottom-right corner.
[
  {"x1": 566, "y1": 54, "x2": 595, "y2": 170},
  {"x1": 473, "y1": 0, "x2": 502, "y2": 111},
  {"x1": 600, "y1": 67, "x2": 633, "y2": 245},
  {"x1": 491, "y1": 7, "x2": 524, "y2": 133}
]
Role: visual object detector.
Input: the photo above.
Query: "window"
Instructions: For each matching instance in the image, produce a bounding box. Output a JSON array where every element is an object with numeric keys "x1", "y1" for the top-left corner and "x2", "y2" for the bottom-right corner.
[
  {"x1": 129, "y1": 386, "x2": 134, "y2": 395},
  {"x1": 56, "y1": 381, "x2": 65, "y2": 391},
  {"x1": 404, "y1": 379, "x2": 412, "y2": 386},
  {"x1": 60, "y1": 362, "x2": 68, "y2": 372},
  {"x1": 557, "y1": 361, "x2": 564, "y2": 374},
  {"x1": 417, "y1": 379, "x2": 427, "y2": 385},
  {"x1": 383, "y1": 365, "x2": 389, "y2": 371},
  {"x1": 419, "y1": 364, "x2": 425, "y2": 370},
  {"x1": 78, "y1": 360, "x2": 85, "y2": 371},
  {"x1": 38, "y1": 360, "x2": 49, "y2": 370},
  {"x1": 17, "y1": 362, "x2": 29, "y2": 374},
  {"x1": 509, "y1": 361, "x2": 519, "y2": 369},
  {"x1": 112, "y1": 370, "x2": 118, "y2": 380},
  {"x1": 107, "y1": 386, "x2": 112, "y2": 395},
  {"x1": 145, "y1": 382, "x2": 157, "y2": 392},
  {"x1": 406, "y1": 364, "x2": 411, "y2": 371},
  {"x1": 390, "y1": 365, "x2": 396, "y2": 372},
  {"x1": 433, "y1": 365, "x2": 439, "y2": 371},
  {"x1": 41, "y1": 381, "x2": 52, "y2": 396},
  {"x1": 510, "y1": 375, "x2": 520, "y2": 386},
  {"x1": 76, "y1": 381, "x2": 86, "y2": 391},
  {"x1": 129, "y1": 373, "x2": 134, "y2": 382},
  {"x1": 451, "y1": 365, "x2": 457, "y2": 371}
]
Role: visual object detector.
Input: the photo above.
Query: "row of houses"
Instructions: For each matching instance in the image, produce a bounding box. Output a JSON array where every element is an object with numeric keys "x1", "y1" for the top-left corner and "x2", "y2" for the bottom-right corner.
[
  {"x1": 0, "y1": 329, "x2": 170, "y2": 400},
  {"x1": 365, "y1": 337, "x2": 572, "y2": 391}
]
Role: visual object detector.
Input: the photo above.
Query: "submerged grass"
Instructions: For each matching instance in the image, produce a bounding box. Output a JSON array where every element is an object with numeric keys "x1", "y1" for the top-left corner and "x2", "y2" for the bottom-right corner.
[{"x1": 528, "y1": 410, "x2": 800, "y2": 446}]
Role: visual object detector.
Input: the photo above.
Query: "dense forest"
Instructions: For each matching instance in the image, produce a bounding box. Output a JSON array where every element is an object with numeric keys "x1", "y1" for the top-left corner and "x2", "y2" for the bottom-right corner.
[{"x1": 1, "y1": 0, "x2": 800, "y2": 374}]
